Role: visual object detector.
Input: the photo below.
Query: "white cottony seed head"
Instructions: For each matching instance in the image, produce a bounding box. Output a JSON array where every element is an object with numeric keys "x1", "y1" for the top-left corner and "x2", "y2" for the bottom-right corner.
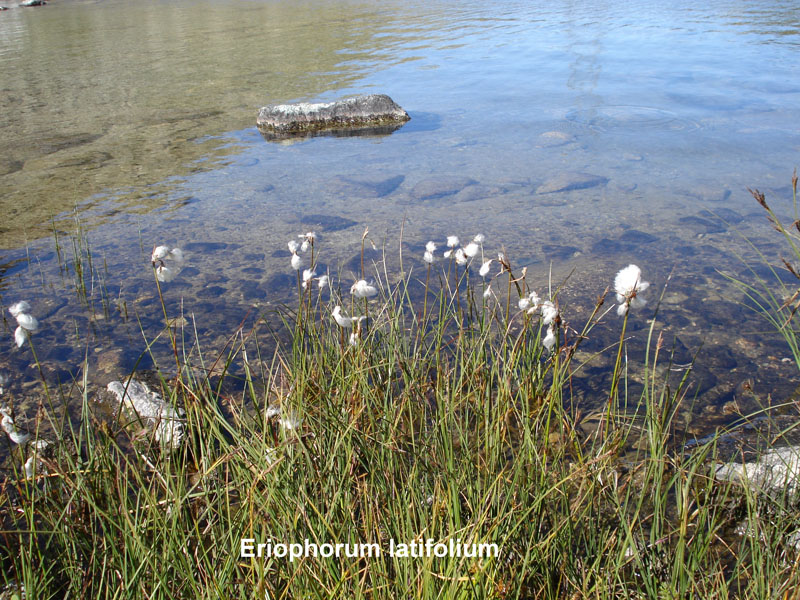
[
  {"x1": 291, "y1": 253, "x2": 303, "y2": 271},
  {"x1": 8, "y1": 302, "x2": 31, "y2": 318},
  {"x1": 151, "y1": 246, "x2": 170, "y2": 262},
  {"x1": 14, "y1": 326, "x2": 28, "y2": 348},
  {"x1": 156, "y1": 265, "x2": 176, "y2": 282},
  {"x1": 614, "y1": 264, "x2": 650, "y2": 316},
  {"x1": 351, "y1": 280, "x2": 378, "y2": 298},
  {"x1": 169, "y1": 248, "x2": 185, "y2": 266},
  {"x1": 332, "y1": 306, "x2": 354, "y2": 328},
  {"x1": 542, "y1": 325, "x2": 556, "y2": 351},
  {"x1": 15, "y1": 313, "x2": 38, "y2": 333}
]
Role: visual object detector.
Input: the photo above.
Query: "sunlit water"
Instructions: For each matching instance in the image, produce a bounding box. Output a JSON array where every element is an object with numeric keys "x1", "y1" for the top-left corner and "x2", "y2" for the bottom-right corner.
[{"x1": 1, "y1": 0, "x2": 800, "y2": 442}]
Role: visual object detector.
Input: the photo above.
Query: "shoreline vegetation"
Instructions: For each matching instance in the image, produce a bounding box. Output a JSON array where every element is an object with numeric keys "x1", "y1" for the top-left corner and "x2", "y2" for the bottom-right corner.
[{"x1": 1, "y1": 177, "x2": 800, "y2": 598}]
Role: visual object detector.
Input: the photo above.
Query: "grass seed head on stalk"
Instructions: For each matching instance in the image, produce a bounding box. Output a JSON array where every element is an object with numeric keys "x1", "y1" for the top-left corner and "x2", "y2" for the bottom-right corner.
[
  {"x1": 0, "y1": 408, "x2": 30, "y2": 445},
  {"x1": 9, "y1": 301, "x2": 38, "y2": 347},
  {"x1": 302, "y1": 269, "x2": 316, "y2": 290},
  {"x1": 332, "y1": 305, "x2": 356, "y2": 328},
  {"x1": 152, "y1": 245, "x2": 185, "y2": 282},
  {"x1": 351, "y1": 279, "x2": 378, "y2": 298},
  {"x1": 8, "y1": 301, "x2": 31, "y2": 318},
  {"x1": 540, "y1": 300, "x2": 558, "y2": 325},
  {"x1": 614, "y1": 264, "x2": 649, "y2": 316},
  {"x1": 542, "y1": 325, "x2": 556, "y2": 351}
]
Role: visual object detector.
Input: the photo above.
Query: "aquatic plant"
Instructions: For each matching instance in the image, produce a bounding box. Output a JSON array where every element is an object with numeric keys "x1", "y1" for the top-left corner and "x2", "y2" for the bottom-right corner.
[{"x1": 4, "y1": 214, "x2": 800, "y2": 599}]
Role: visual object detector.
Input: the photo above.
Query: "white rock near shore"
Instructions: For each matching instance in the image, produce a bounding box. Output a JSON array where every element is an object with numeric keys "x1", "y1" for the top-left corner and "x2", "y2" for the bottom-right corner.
[
  {"x1": 106, "y1": 380, "x2": 185, "y2": 449},
  {"x1": 715, "y1": 446, "x2": 800, "y2": 495}
]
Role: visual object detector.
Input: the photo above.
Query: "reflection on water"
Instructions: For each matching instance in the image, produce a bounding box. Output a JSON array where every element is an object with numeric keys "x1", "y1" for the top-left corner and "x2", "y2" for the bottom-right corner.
[{"x1": 1, "y1": 0, "x2": 800, "y2": 445}]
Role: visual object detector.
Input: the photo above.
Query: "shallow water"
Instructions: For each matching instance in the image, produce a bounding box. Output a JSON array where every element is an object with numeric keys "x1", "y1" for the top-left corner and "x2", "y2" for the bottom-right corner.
[{"x1": 1, "y1": 0, "x2": 800, "y2": 441}]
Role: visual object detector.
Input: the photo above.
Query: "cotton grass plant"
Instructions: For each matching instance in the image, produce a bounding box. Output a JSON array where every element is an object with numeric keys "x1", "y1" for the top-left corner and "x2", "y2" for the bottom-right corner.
[{"x1": 2, "y1": 219, "x2": 800, "y2": 598}]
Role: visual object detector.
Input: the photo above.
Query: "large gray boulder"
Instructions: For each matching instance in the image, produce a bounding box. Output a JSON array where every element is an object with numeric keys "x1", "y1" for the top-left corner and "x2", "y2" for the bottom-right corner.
[{"x1": 257, "y1": 94, "x2": 410, "y2": 138}]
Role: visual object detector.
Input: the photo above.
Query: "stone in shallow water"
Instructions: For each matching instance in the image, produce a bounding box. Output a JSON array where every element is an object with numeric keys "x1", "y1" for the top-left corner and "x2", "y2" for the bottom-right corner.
[
  {"x1": 452, "y1": 184, "x2": 505, "y2": 203},
  {"x1": 591, "y1": 229, "x2": 658, "y2": 254},
  {"x1": 536, "y1": 131, "x2": 576, "y2": 147},
  {"x1": 106, "y1": 380, "x2": 184, "y2": 449},
  {"x1": 619, "y1": 229, "x2": 658, "y2": 244},
  {"x1": 536, "y1": 171, "x2": 608, "y2": 194},
  {"x1": 257, "y1": 94, "x2": 410, "y2": 135},
  {"x1": 698, "y1": 208, "x2": 743, "y2": 224},
  {"x1": 411, "y1": 176, "x2": 477, "y2": 201},
  {"x1": 300, "y1": 214, "x2": 358, "y2": 232},
  {"x1": 542, "y1": 244, "x2": 580, "y2": 260},
  {"x1": 684, "y1": 185, "x2": 732, "y2": 204},
  {"x1": 331, "y1": 174, "x2": 404, "y2": 198},
  {"x1": 715, "y1": 446, "x2": 800, "y2": 495},
  {"x1": 679, "y1": 216, "x2": 727, "y2": 234}
]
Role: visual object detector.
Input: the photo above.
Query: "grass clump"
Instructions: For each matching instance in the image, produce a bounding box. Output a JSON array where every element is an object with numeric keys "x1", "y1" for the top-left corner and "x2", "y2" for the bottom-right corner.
[{"x1": 2, "y1": 216, "x2": 800, "y2": 599}]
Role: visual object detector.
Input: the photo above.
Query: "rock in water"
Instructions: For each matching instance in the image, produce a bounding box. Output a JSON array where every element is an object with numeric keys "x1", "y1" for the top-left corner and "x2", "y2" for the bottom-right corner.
[
  {"x1": 332, "y1": 174, "x2": 405, "y2": 198},
  {"x1": 411, "y1": 176, "x2": 477, "y2": 201},
  {"x1": 715, "y1": 446, "x2": 800, "y2": 495},
  {"x1": 536, "y1": 131, "x2": 576, "y2": 147},
  {"x1": 536, "y1": 172, "x2": 608, "y2": 194},
  {"x1": 257, "y1": 94, "x2": 410, "y2": 137},
  {"x1": 107, "y1": 380, "x2": 185, "y2": 449}
]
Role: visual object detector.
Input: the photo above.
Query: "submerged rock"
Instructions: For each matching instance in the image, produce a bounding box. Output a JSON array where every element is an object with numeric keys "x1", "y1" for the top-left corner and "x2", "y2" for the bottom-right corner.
[
  {"x1": 536, "y1": 171, "x2": 608, "y2": 194},
  {"x1": 684, "y1": 185, "x2": 732, "y2": 204},
  {"x1": 679, "y1": 215, "x2": 727, "y2": 234},
  {"x1": 106, "y1": 380, "x2": 185, "y2": 449},
  {"x1": 536, "y1": 131, "x2": 576, "y2": 147},
  {"x1": 300, "y1": 213, "x2": 358, "y2": 232},
  {"x1": 257, "y1": 94, "x2": 410, "y2": 138},
  {"x1": 411, "y1": 176, "x2": 477, "y2": 201},
  {"x1": 331, "y1": 174, "x2": 404, "y2": 198},
  {"x1": 542, "y1": 244, "x2": 580, "y2": 260}
]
